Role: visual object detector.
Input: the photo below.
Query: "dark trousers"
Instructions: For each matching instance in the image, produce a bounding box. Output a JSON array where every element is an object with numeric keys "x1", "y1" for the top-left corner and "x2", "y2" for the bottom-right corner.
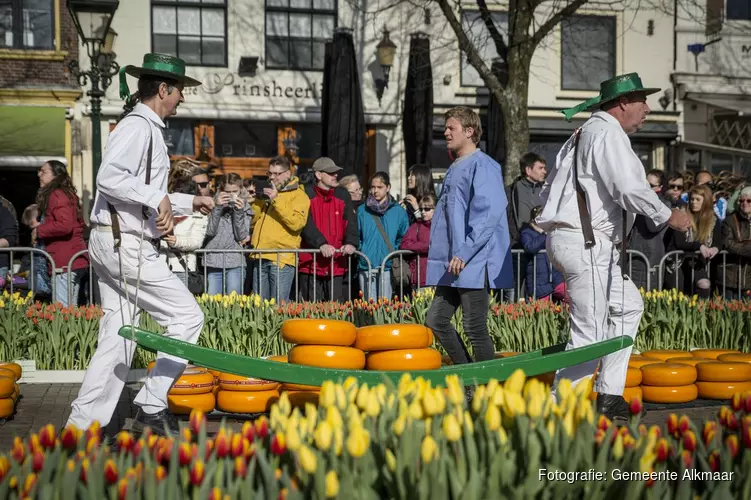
[
  {"x1": 425, "y1": 285, "x2": 492, "y2": 364},
  {"x1": 299, "y1": 274, "x2": 345, "y2": 302}
]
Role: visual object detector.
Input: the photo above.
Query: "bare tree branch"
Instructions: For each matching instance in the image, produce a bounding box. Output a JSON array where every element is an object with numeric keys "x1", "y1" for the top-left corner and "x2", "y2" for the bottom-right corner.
[
  {"x1": 530, "y1": 0, "x2": 589, "y2": 47},
  {"x1": 435, "y1": 0, "x2": 504, "y2": 94},
  {"x1": 476, "y1": 0, "x2": 508, "y2": 60}
]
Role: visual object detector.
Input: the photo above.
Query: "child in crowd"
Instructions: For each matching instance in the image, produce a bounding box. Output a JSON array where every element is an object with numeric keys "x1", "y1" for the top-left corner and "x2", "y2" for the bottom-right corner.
[
  {"x1": 22, "y1": 204, "x2": 51, "y2": 296},
  {"x1": 399, "y1": 194, "x2": 435, "y2": 290},
  {"x1": 521, "y1": 205, "x2": 566, "y2": 302}
]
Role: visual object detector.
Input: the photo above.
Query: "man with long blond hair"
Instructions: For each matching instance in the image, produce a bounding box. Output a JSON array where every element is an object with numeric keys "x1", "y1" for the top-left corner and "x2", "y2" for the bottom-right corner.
[{"x1": 425, "y1": 106, "x2": 513, "y2": 395}]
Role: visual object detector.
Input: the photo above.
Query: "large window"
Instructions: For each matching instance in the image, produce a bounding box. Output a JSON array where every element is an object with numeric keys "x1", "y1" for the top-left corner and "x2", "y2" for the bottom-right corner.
[
  {"x1": 0, "y1": 0, "x2": 53, "y2": 50},
  {"x1": 164, "y1": 120, "x2": 195, "y2": 156},
  {"x1": 265, "y1": 0, "x2": 336, "y2": 70},
  {"x1": 460, "y1": 10, "x2": 508, "y2": 87},
  {"x1": 152, "y1": 0, "x2": 227, "y2": 67},
  {"x1": 214, "y1": 122, "x2": 278, "y2": 158},
  {"x1": 561, "y1": 15, "x2": 616, "y2": 91},
  {"x1": 727, "y1": 0, "x2": 751, "y2": 21}
]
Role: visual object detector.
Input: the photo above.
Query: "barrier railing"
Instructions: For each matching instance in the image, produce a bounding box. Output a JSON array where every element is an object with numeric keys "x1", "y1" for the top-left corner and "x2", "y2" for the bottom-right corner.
[
  {"x1": 0, "y1": 245, "x2": 743, "y2": 305},
  {"x1": 0, "y1": 247, "x2": 58, "y2": 299},
  {"x1": 657, "y1": 250, "x2": 744, "y2": 297}
]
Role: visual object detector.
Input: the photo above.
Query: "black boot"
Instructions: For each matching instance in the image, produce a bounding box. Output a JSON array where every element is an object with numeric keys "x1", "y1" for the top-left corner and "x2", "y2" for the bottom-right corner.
[
  {"x1": 596, "y1": 394, "x2": 629, "y2": 424},
  {"x1": 132, "y1": 408, "x2": 180, "y2": 436}
]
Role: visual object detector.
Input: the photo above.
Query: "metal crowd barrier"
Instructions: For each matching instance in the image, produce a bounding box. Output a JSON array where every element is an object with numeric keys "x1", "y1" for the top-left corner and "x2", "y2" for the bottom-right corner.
[{"x1": 3, "y1": 245, "x2": 749, "y2": 306}]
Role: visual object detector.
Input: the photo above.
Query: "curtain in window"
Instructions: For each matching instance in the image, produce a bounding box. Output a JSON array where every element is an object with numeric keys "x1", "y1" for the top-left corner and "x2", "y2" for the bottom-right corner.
[
  {"x1": 402, "y1": 33, "x2": 433, "y2": 171},
  {"x1": 320, "y1": 28, "x2": 366, "y2": 178}
]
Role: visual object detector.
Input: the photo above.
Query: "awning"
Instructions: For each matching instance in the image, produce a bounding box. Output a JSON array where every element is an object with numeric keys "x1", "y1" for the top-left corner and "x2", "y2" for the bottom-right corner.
[
  {"x1": 402, "y1": 32, "x2": 433, "y2": 169},
  {"x1": 685, "y1": 96, "x2": 751, "y2": 115},
  {"x1": 528, "y1": 117, "x2": 678, "y2": 140},
  {"x1": 0, "y1": 106, "x2": 66, "y2": 156}
]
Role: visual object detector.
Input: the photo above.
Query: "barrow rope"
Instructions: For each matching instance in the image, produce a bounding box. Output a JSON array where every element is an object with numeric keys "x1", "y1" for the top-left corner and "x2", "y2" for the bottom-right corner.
[{"x1": 121, "y1": 218, "x2": 147, "y2": 365}]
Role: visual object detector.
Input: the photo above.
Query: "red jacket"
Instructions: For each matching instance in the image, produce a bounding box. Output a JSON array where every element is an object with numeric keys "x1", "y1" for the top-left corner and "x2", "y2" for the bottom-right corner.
[
  {"x1": 399, "y1": 219, "x2": 431, "y2": 287},
  {"x1": 36, "y1": 190, "x2": 89, "y2": 271},
  {"x1": 299, "y1": 184, "x2": 358, "y2": 276}
]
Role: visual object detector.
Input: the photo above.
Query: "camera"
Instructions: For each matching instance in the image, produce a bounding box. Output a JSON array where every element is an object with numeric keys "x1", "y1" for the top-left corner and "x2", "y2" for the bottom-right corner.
[{"x1": 255, "y1": 180, "x2": 272, "y2": 201}]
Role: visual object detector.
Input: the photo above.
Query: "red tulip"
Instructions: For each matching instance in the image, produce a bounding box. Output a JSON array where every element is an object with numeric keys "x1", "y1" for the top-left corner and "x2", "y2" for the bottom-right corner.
[
  {"x1": 131, "y1": 439, "x2": 145, "y2": 459},
  {"x1": 234, "y1": 456, "x2": 248, "y2": 478},
  {"x1": 678, "y1": 415, "x2": 690, "y2": 435},
  {"x1": 666, "y1": 414, "x2": 679, "y2": 437},
  {"x1": 205, "y1": 440, "x2": 214, "y2": 461},
  {"x1": 709, "y1": 450, "x2": 721, "y2": 472},
  {"x1": 725, "y1": 412, "x2": 739, "y2": 431},
  {"x1": 637, "y1": 424, "x2": 647, "y2": 436},
  {"x1": 682, "y1": 430, "x2": 697, "y2": 452},
  {"x1": 594, "y1": 429, "x2": 606, "y2": 446},
  {"x1": 155, "y1": 465, "x2": 167, "y2": 482},
  {"x1": 190, "y1": 409, "x2": 206, "y2": 435},
  {"x1": 31, "y1": 450, "x2": 44, "y2": 473},
  {"x1": 214, "y1": 430, "x2": 230, "y2": 458},
  {"x1": 86, "y1": 435, "x2": 101, "y2": 454},
  {"x1": 104, "y1": 459, "x2": 118, "y2": 485},
  {"x1": 241, "y1": 421, "x2": 255, "y2": 442},
  {"x1": 38, "y1": 424, "x2": 56, "y2": 450},
  {"x1": 255, "y1": 417, "x2": 269, "y2": 439},
  {"x1": 23, "y1": 473, "x2": 37, "y2": 496},
  {"x1": 703, "y1": 421, "x2": 717, "y2": 446},
  {"x1": 271, "y1": 432, "x2": 286, "y2": 456},
  {"x1": 726, "y1": 434, "x2": 739, "y2": 459},
  {"x1": 115, "y1": 431, "x2": 134, "y2": 453},
  {"x1": 86, "y1": 421, "x2": 102, "y2": 442},
  {"x1": 231, "y1": 434, "x2": 249, "y2": 458},
  {"x1": 60, "y1": 426, "x2": 79, "y2": 451},
  {"x1": 629, "y1": 397, "x2": 643, "y2": 416},
  {"x1": 654, "y1": 438, "x2": 670, "y2": 462},
  {"x1": 118, "y1": 478, "x2": 129, "y2": 500},
  {"x1": 80, "y1": 458, "x2": 89, "y2": 484},
  {"x1": 190, "y1": 460, "x2": 205, "y2": 486},
  {"x1": 597, "y1": 415, "x2": 611, "y2": 431},
  {"x1": 178, "y1": 442, "x2": 192, "y2": 466},
  {"x1": 681, "y1": 450, "x2": 693, "y2": 468},
  {"x1": 208, "y1": 488, "x2": 224, "y2": 500},
  {"x1": 732, "y1": 392, "x2": 743, "y2": 412},
  {"x1": 11, "y1": 437, "x2": 26, "y2": 464}
]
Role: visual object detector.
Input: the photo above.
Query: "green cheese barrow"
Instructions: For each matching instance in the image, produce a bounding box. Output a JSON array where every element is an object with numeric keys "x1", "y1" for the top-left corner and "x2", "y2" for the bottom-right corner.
[{"x1": 119, "y1": 326, "x2": 632, "y2": 387}]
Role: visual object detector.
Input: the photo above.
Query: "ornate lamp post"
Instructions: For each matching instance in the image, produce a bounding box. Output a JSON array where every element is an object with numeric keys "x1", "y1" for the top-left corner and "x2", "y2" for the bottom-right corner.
[
  {"x1": 375, "y1": 28, "x2": 397, "y2": 105},
  {"x1": 67, "y1": 0, "x2": 120, "y2": 195}
]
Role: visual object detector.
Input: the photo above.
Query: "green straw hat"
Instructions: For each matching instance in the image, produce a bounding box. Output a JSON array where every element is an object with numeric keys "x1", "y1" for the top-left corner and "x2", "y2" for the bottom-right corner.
[
  {"x1": 561, "y1": 73, "x2": 661, "y2": 122},
  {"x1": 119, "y1": 53, "x2": 202, "y2": 101}
]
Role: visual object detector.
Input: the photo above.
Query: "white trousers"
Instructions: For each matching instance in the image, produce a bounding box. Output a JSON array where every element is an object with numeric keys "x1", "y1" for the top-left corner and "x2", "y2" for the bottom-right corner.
[
  {"x1": 67, "y1": 229, "x2": 204, "y2": 429},
  {"x1": 546, "y1": 229, "x2": 643, "y2": 396}
]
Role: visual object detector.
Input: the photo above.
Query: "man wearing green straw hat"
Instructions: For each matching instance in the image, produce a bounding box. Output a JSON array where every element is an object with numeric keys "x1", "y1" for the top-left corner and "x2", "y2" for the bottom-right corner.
[
  {"x1": 67, "y1": 53, "x2": 214, "y2": 436},
  {"x1": 536, "y1": 73, "x2": 692, "y2": 423}
]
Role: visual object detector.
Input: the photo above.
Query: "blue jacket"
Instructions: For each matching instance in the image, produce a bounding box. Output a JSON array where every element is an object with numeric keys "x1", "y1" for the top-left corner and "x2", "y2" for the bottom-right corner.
[
  {"x1": 520, "y1": 224, "x2": 564, "y2": 298},
  {"x1": 356, "y1": 200, "x2": 409, "y2": 272},
  {"x1": 426, "y1": 149, "x2": 514, "y2": 289}
]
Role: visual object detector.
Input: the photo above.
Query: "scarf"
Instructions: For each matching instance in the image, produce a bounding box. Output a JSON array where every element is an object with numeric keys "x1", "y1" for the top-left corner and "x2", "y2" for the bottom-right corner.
[{"x1": 365, "y1": 195, "x2": 390, "y2": 216}]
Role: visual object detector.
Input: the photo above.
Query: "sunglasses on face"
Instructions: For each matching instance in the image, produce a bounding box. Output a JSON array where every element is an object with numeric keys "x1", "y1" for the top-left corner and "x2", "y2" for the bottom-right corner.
[
  {"x1": 420, "y1": 206, "x2": 435, "y2": 211},
  {"x1": 196, "y1": 182, "x2": 209, "y2": 188},
  {"x1": 740, "y1": 199, "x2": 751, "y2": 204},
  {"x1": 247, "y1": 190, "x2": 256, "y2": 196},
  {"x1": 669, "y1": 184, "x2": 684, "y2": 190}
]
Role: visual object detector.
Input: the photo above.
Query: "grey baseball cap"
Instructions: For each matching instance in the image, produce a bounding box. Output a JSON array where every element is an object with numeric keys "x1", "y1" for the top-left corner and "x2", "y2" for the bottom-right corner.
[{"x1": 312, "y1": 157, "x2": 343, "y2": 174}]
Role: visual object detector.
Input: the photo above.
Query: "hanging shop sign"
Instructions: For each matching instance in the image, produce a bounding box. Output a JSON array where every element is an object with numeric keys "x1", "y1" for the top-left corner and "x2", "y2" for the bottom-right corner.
[{"x1": 185, "y1": 72, "x2": 323, "y2": 100}]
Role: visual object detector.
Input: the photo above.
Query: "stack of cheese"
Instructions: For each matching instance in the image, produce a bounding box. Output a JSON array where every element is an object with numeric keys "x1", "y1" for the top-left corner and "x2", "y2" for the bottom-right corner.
[
  {"x1": 0, "y1": 362, "x2": 21, "y2": 419},
  {"x1": 215, "y1": 357, "x2": 283, "y2": 414},
  {"x1": 355, "y1": 324, "x2": 440, "y2": 371},
  {"x1": 634, "y1": 350, "x2": 695, "y2": 403},
  {"x1": 689, "y1": 349, "x2": 751, "y2": 400},
  {"x1": 281, "y1": 319, "x2": 365, "y2": 407},
  {"x1": 160, "y1": 364, "x2": 217, "y2": 415},
  {"x1": 589, "y1": 366, "x2": 643, "y2": 402}
]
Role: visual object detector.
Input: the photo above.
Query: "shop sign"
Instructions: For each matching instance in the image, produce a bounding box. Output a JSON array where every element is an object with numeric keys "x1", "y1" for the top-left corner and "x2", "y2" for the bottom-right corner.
[{"x1": 184, "y1": 72, "x2": 322, "y2": 99}]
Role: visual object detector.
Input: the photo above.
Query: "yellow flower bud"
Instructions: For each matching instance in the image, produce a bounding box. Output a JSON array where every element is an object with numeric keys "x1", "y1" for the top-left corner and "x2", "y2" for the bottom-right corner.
[
  {"x1": 325, "y1": 470, "x2": 339, "y2": 498},
  {"x1": 392, "y1": 415, "x2": 407, "y2": 436},
  {"x1": 485, "y1": 404, "x2": 501, "y2": 431},
  {"x1": 471, "y1": 386, "x2": 486, "y2": 414},
  {"x1": 612, "y1": 433, "x2": 624, "y2": 460},
  {"x1": 526, "y1": 393, "x2": 543, "y2": 419},
  {"x1": 345, "y1": 427, "x2": 370, "y2": 458},
  {"x1": 343, "y1": 377, "x2": 358, "y2": 392},
  {"x1": 562, "y1": 409, "x2": 575, "y2": 437},
  {"x1": 297, "y1": 445, "x2": 317, "y2": 474},
  {"x1": 365, "y1": 391, "x2": 380, "y2": 418},
  {"x1": 504, "y1": 369, "x2": 526, "y2": 394},
  {"x1": 442, "y1": 413, "x2": 462, "y2": 442},
  {"x1": 278, "y1": 392, "x2": 291, "y2": 417},
  {"x1": 356, "y1": 384, "x2": 370, "y2": 410},
  {"x1": 319, "y1": 381, "x2": 336, "y2": 408},
  {"x1": 386, "y1": 393, "x2": 396, "y2": 409},
  {"x1": 408, "y1": 400, "x2": 424, "y2": 420},
  {"x1": 385, "y1": 449, "x2": 397, "y2": 472},
  {"x1": 314, "y1": 421, "x2": 333, "y2": 451},
  {"x1": 285, "y1": 422, "x2": 301, "y2": 451},
  {"x1": 420, "y1": 435, "x2": 438, "y2": 463},
  {"x1": 326, "y1": 407, "x2": 343, "y2": 430},
  {"x1": 497, "y1": 426, "x2": 508, "y2": 445},
  {"x1": 546, "y1": 419, "x2": 555, "y2": 437},
  {"x1": 422, "y1": 389, "x2": 440, "y2": 416},
  {"x1": 463, "y1": 411, "x2": 475, "y2": 434},
  {"x1": 639, "y1": 450, "x2": 656, "y2": 474},
  {"x1": 445, "y1": 375, "x2": 465, "y2": 406},
  {"x1": 557, "y1": 379, "x2": 572, "y2": 403},
  {"x1": 486, "y1": 379, "x2": 499, "y2": 397},
  {"x1": 490, "y1": 386, "x2": 505, "y2": 407},
  {"x1": 305, "y1": 403, "x2": 318, "y2": 430}
]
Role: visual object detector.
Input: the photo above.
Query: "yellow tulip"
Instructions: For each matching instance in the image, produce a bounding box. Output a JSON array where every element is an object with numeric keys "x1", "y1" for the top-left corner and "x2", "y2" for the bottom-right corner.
[
  {"x1": 562, "y1": 409, "x2": 575, "y2": 437},
  {"x1": 502, "y1": 392, "x2": 526, "y2": 419},
  {"x1": 305, "y1": 403, "x2": 318, "y2": 430},
  {"x1": 278, "y1": 392, "x2": 291, "y2": 417},
  {"x1": 612, "y1": 433, "x2": 624, "y2": 460},
  {"x1": 463, "y1": 411, "x2": 475, "y2": 434},
  {"x1": 497, "y1": 426, "x2": 508, "y2": 445},
  {"x1": 504, "y1": 369, "x2": 526, "y2": 394},
  {"x1": 385, "y1": 449, "x2": 397, "y2": 472},
  {"x1": 574, "y1": 378, "x2": 593, "y2": 400},
  {"x1": 445, "y1": 375, "x2": 465, "y2": 407},
  {"x1": 297, "y1": 445, "x2": 317, "y2": 474},
  {"x1": 546, "y1": 419, "x2": 555, "y2": 437},
  {"x1": 639, "y1": 450, "x2": 656, "y2": 474},
  {"x1": 485, "y1": 404, "x2": 501, "y2": 431},
  {"x1": 408, "y1": 400, "x2": 424, "y2": 420},
  {"x1": 486, "y1": 379, "x2": 499, "y2": 397},
  {"x1": 375, "y1": 384, "x2": 387, "y2": 406},
  {"x1": 343, "y1": 377, "x2": 358, "y2": 392},
  {"x1": 326, "y1": 407, "x2": 343, "y2": 431},
  {"x1": 325, "y1": 470, "x2": 339, "y2": 498},
  {"x1": 422, "y1": 389, "x2": 440, "y2": 416},
  {"x1": 314, "y1": 421, "x2": 333, "y2": 451},
  {"x1": 442, "y1": 413, "x2": 462, "y2": 442},
  {"x1": 420, "y1": 436, "x2": 438, "y2": 463},
  {"x1": 365, "y1": 391, "x2": 380, "y2": 418},
  {"x1": 386, "y1": 393, "x2": 396, "y2": 409},
  {"x1": 471, "y1": 386, "x2": 486, "y2": 414},
  {"x1": 432, "y1": 388, "x2": 446, "y2": 415},
  {"x1": 526, "y1": 393, "x2": 543, "y2": 419},
  {"x1": 392, "y1": 415, "x2": 407, "y2": 436},
  {"x1": 398, "y1": 374, "x2": 414, "y2": 397},
  {"x1": 345, "y1": 427, "x2": 370, "y2": 458},
  {"x1": 333, "y1": 428, "x2": 343, "y2": 456},
  {"x1": 337, "y1": 384, "x2": 350, "y2": 408},
  {"x1": 319, "y1": 381, "x2": 336, "y2": 408},
  {"x1": 285, "y1": 423, "x2": 301, "y2": 452},
  {"x1": 356, "y1": 384, "x2": 370, "y2": 410},
  {"x1": 557, "y1": 379, "x2": 572, "y2": 403},
  {"x1": 490, "y1": 386, "x2": 505, "y2": 407}
]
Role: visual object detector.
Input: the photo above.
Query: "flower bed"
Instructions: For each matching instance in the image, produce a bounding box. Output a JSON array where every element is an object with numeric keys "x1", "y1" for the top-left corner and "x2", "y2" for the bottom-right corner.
[
  {"x1": 1, "y1": 373, "x2": 750, "y2": 498},
  {"x1": 0, "y1": 289, "x2": 749, "y2": 371}
]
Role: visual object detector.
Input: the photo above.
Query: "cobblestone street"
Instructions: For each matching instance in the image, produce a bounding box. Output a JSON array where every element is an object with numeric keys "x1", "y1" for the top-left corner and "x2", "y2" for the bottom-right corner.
[{"x1": 0, "y1": 383, "x2": 728, "y2": 451}]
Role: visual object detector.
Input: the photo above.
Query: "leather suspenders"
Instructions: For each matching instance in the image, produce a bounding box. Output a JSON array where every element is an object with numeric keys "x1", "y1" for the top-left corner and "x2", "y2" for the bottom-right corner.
[
  {"x1": 106, "y1": 114, "x2": 154, "y2": 249},
  {"x1": 572, "y1": 127, "x2": 629, "y2": 276}
]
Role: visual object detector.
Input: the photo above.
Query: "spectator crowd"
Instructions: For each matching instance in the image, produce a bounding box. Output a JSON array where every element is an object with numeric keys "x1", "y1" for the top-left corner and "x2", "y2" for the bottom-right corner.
[{"x1": 1, "y1": 149, "x2": 750, "y2": 304}]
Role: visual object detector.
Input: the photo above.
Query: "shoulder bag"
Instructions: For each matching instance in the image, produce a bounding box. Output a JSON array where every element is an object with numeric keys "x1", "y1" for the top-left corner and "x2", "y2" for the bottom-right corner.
[{"x1": 369, "y1": 213, "x2": 411, "y2": 289}]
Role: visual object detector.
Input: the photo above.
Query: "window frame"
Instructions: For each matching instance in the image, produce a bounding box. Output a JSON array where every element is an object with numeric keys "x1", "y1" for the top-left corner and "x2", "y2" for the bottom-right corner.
[
  {"x1": 263, "y1": 0, "x2": 338, "y2": 71},
  {"x1": 726, "y1": 0, "x2": 751, "y2": 21},
  {"x1": 0, "y1": 0, "x2": 56, "y2": 51},
  {"x1": 150, "y1": 0, "x2": 229, "y2": 68},
  {"x1": 458, "y1": 9, "x2": 508, "y2": 88},
  {"x1": 559, "y1": 14, "x2": 617, "y2": 92}
]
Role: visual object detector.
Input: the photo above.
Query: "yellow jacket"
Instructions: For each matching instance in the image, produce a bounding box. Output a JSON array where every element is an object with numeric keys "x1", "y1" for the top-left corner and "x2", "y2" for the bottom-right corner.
[{"x1": 250, "y1": 176, "x2": 310, "y2": 267}]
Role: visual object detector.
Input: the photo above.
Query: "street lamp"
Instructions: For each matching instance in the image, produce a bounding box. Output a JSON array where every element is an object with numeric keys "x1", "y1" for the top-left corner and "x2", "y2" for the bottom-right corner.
[
  {"x1": 67, "y1": 0, "x2": 120, "y2": 195},
  {"x1": 375, "y1": 28, "x2": 397, "y2": 105}
]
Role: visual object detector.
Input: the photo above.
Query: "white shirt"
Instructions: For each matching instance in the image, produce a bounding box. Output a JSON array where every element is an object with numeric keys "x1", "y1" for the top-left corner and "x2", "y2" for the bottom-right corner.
[
  {"x1": 90, "y1": 103, "x2": 194, "y2": 239},
  {"x1": 537, "y1": 111, "x2": 672, "y2": 243}
]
